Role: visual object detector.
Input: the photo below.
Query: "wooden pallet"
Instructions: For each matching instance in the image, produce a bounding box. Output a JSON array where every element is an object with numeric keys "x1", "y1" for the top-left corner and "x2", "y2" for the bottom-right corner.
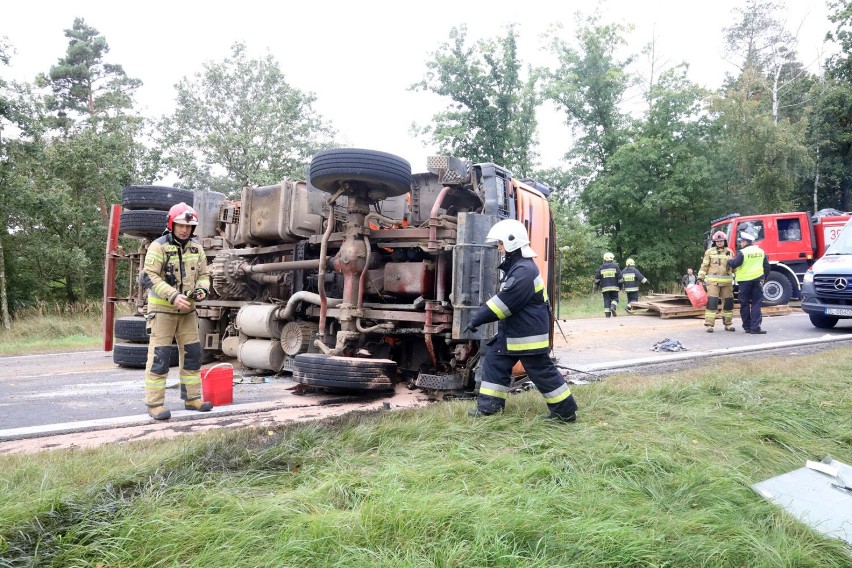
[{"x1": 630, "y1": 294, "x2": 793, "y2": 319}]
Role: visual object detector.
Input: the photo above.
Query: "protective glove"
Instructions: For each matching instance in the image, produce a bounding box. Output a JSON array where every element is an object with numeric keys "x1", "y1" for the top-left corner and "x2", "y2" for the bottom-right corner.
[
  {"x1": 464, "y1": 322, "x2": 479, "y2": 334},
  {"x1": 192, "y1": 287, "x2": 209, "y2": 302}
]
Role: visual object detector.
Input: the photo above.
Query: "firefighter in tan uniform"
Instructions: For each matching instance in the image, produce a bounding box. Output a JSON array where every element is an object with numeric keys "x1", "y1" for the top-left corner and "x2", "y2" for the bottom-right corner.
[
  {"x1": 141, "y1": 203, "x2": 212, "y2": 420},
  {"x1": 697, "y1": 230, "x2": 736, "y2": 332}
]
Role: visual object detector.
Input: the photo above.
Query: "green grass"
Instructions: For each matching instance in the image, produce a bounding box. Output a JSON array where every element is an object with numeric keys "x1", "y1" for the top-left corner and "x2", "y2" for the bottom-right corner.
[
  {"x1": 2, "y1": 349, "x2": 850, "y2": 566},
  {"x1": 0, "y1": 302, "x2": 133, "y2": 355}
]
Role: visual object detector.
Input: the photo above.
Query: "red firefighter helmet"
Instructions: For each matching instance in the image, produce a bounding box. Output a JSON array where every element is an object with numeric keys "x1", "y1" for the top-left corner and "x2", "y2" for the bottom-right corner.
[
  {"x1": 167, "y1": 202, "x2": 199, "y2": 232},
  {"x1": 712, "y1": 230, "x2": 727, "y2": 242}
]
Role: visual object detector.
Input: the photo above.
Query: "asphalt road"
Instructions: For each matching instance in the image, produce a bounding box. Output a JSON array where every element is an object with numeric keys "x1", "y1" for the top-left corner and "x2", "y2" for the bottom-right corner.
[{"x1": 1, "y1": 310, "x2": 851, "y2": 453}]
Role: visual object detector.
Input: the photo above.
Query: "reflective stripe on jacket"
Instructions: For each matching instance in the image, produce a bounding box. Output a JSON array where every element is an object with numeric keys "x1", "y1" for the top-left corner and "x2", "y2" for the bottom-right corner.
[
  {"x1": 621, "y1": 267, "x2": 647, "y2": 292},
  {"x1": 470, "y1": 252, "x2": 551, "y2": 354},
  {"x1": 595, "y1": 261, "x2": 623, "y2": 292},
  {"x1": 141, "y1": 235, "x2": 210, "y2": 314},
  {"x1": 698, "y1": 246, "x2": 734, "y2": 284},
  {"x1": 730, "y1": 245, "x2": 769, "y2": 282}
]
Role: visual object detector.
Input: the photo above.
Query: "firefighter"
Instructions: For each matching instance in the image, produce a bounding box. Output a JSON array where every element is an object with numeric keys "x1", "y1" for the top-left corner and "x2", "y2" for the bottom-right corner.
[
  {"x1": 697, "y1": 230, "x2": 736, "y2": 332},
  {"x1": 140, "y1": 202, "x2": 213, "y2": 420},
  {"x1": 594, "y1": 252, "x2": 623, "y2": 318},
  {"x1": 729, "y1": 232, "x2": 770, "y2": 334},
  {"x1": 464, "y1": 219, "x2": 578, "y2": 423},
  {"x1": 622, "y1": 258, "x2": 649, "y2": 313}
]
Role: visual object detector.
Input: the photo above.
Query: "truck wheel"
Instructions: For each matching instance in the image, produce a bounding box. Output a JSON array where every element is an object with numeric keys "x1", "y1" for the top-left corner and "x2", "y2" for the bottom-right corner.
[
  {"x1": 762, "y1": 272, "x2": 792, "y2": 306},
  {"x1": 291, "y1": 353, "x2": 397, "y2": 391},
  {"x1": 113, "y1": 342, "x2": 179, "y2": 368},
  {"x1": 808, "y1": 313, "x2": 839, "y2": 329},
  {"x1": 121, "y1": 185, "x2": 194, "y2": 211},
  {"x1": 120, "y1": 210, "x2": 168, "y2": 239},
  {"x1": 309, "y1": 148, "x2": 412, "y2": 198},
  {"x1": 114, "y1": 316, "x2": 149, "y2": 343}
]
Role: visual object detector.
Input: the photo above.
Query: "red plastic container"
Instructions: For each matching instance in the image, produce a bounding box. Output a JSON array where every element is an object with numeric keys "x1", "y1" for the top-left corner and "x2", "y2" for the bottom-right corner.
[
  {"x1": 201, "y1": 363, "x2": 233, "y2": 406},
  {"x1": 685, "y1": 283, "x2": 708, "y2": 308}
]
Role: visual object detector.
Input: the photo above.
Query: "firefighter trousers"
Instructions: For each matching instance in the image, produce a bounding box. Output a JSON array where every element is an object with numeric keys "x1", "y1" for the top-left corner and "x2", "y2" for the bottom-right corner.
[
  {"x1": 477, "y1": 350, "x2": 577, "y2": 419},
  {"x1": 144, "y1": 311, "x2": 203, "y2": 408},
  {"x1": 704, "y1": 282, "x2": 734, "y2": 328}
]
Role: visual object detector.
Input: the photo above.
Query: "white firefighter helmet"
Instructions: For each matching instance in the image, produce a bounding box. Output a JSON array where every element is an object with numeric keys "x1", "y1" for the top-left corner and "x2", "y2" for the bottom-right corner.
[
  {"x1": 603, "y1": 252, "x2": 615, "y2": 262},
  {"x1": 626, "y1": 258, "x2": 636, "y2": 266},
  {"x1": 485, "y1": 219, "x2": 537, "y2": 258}
]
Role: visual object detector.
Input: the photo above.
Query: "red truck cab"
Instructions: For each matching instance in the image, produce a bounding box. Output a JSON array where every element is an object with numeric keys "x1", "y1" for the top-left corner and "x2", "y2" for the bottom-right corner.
[{"x1": 708, "y1": 211, "x2": 851, "y2": 305}]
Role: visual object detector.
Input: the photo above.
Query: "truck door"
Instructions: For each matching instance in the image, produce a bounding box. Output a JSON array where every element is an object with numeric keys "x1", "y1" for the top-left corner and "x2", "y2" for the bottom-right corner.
[{"x1": 772, "y1": 214, "x2": 811, "y2": 262}]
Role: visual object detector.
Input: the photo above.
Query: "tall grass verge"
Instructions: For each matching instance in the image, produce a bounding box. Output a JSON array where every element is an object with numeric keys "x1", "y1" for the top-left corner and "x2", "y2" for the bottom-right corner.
[
  {"x1": 0, "y1": 301, "x2": 109, "y2": 355},
  {"x1": 1, "y1": 348, "x2": 850, "y2": 566}
]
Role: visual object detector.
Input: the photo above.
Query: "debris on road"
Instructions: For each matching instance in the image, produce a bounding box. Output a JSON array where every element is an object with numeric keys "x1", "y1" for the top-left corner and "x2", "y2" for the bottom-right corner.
[{"x1": 650, "y1": 338, "x2": 689, "y2": 352}]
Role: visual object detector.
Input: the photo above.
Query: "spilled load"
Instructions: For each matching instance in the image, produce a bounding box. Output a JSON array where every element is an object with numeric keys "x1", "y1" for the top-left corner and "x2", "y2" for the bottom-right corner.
[{"x1": 104, "y1": 148, "x2": 557, "y2": 396}]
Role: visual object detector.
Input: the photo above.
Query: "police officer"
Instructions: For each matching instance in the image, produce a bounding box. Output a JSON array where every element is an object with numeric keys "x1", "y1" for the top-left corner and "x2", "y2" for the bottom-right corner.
[
  {"x1": 729, "y1": 232, "x2": 771, "y2": 334},
  {"x1": 594, "y1": 252, "x2": 623, "y2": 318},
  {"x1": 464, "y1": 219, "x2": 578, "y2": 423},
  {"x1": 697, "y1": 231, "x2": 736, "y2": 332},
  {"x1": 141, "y1": 202, "x2": 213, "y2": 420},
  {"x1": 622, "y1": 258, "x2": 649, "y2": 313}
]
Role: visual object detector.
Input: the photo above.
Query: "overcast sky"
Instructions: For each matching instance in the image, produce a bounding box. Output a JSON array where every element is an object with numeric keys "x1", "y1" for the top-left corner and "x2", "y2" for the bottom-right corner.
[{"x1": 2, "y1": 0, "x2": 835, "y2": 177}]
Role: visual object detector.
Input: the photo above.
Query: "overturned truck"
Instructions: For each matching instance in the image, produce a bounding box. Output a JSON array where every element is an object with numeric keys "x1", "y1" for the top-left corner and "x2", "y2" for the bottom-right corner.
[{"x1": 104, "y1": 148, "x2": 557, "y2": 396}]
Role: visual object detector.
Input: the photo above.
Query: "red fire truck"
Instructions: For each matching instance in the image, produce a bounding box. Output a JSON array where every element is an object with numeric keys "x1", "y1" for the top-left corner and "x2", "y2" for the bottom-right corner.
[{"x1": 707, "y1": 210, "x2": 851, "y2": 305}]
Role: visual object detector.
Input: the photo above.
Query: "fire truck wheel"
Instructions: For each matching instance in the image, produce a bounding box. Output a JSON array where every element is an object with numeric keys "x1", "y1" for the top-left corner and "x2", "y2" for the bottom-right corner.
[
  {"x1": 121, "y1": 185, "x2": 194, "y2": 211},
  {"x1": 120, "y1": 210, "x2": 168, "y2": 239},
  {"x1": 291, "y1": 353, "x2": 397, "y2": 391},
  {"x1": 113, "y1": 342, "x2": 179, "y2": 369},
  {"x1": 808, "y1": 313, "x2": 839, "y2": 329},
  {"x1": 761, "y1": 272, "x2": 792, "y2": 306},
  {"x1": 308, "y1": 148, "x2": 412, "y2": 198},
  {"x1": 114, "y1": 316, "x2": 149, "y2": 343}
]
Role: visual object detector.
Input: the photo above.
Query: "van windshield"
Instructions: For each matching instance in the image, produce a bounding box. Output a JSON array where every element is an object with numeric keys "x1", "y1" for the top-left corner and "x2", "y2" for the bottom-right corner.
[{"x1": 826, "y1": 220, "x2": 852, "y2": 254}]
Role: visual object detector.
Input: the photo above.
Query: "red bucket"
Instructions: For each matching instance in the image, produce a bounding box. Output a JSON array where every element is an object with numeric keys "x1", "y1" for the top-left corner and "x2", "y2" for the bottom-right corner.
[{"x1": 201, "y1": 363, "x2": 234, "y2": 406}]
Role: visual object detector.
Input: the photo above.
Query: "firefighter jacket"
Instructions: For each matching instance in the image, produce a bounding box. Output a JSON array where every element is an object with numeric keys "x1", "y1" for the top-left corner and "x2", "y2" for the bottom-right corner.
[
  {"x1": 729, "y1": 245, "x2": 770, "y2": 282},
  {"x1": 469, "y1": 250, "x2": 551, "y2": 355},
  {"x1": 141, "y1": 234, "x2": 210, "y2": 314},
  {"x1": 697, "y1": 245, "x2": 734, "y2": 284},
  {"x1": 594, "y1": 261, "x2": 623, "y2": 293},
  {"x1": 621, "y1": 266, "x2": 648, "y2": 292}
]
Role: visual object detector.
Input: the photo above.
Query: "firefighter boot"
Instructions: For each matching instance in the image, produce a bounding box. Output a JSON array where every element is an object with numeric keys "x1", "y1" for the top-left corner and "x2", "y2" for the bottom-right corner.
[
  {"x1": 145, "y1": 388, "x2": 171, "y2": 420},
  {"x1": 706, "y1": 326, "x2": 714, "y2": 333},
  {"x1": 611, "y1": 301, "x2": 618, "y2": 317},
  {"x1": 725, "y1": 325, "x2": 736, "y2": 332},
  {"x1": 182, "y1": 382, "x2": 213, "y2": 412}
]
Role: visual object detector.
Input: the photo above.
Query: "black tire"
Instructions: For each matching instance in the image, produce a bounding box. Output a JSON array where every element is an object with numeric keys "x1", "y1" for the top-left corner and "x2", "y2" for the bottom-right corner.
[
  {"x1": 113, "y1": 342, "x2": 179, "y2": 369},
  {"x1": 309, "y1": 148, "x2": 412, "y2": 198},
  {"x1": 762, "y1": 272, "x2": 793, "y2": 306},
  {"x1": 120, "y1": 210, "x2": 168, "y2": 239},
  {"x1": 292, "y1": 353, "x2": 397, "y2": 391},
  {"x1": 808, "y1": 313, "x2": 839, "y2": 329},
  {"x1": 292, "y1": 372, "x2": 394, "y2": 392},
  {"x1": 114, "y1": 316, "x2": 149, "y2": 343},
  {"x1": 121, "y1": 185, "x2": 194, "y2": 211}
]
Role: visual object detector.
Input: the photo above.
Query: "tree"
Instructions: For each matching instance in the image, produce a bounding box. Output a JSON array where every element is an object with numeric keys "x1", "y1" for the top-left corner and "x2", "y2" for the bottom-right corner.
[
  {"x1": 0, "y1": 37, "x2": 12, "y2": 328},
  {"x1": 4, "y1": 19, "x2": 148, "y2": 306},
  {"x1": 585, "y1": 68, "x2": 721, "y2": 283},
  {"x1": 811, "y1": 0, "x2": 852, "y2": 211},
  {"x1": 544, "y1": 15, "x2": 635, "y2": 200},
  {"x1": 716, "y1": 1, "x2": 815, "y2": 212},
  {"x1": 158, "y1": 42, "x2": 336, "y2": 195},
  {"x1": 411, "y1": 26, "x2": 540, "y2": 177}
]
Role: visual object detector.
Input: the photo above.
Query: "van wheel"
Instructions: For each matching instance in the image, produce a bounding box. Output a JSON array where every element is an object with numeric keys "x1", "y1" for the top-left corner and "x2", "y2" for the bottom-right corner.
[
  {"x1": 808, "y1": 313, "x2": 839, "y2": 329},
  {"x1": 291, "y1": 353, "x2": 396, "y2": 391},
  {"x1": 308, "y1": 148, "x2": 412, "y2": 199},
  {"x1": 762, "y1": 272, "x2": 792, "y2": 306}
]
